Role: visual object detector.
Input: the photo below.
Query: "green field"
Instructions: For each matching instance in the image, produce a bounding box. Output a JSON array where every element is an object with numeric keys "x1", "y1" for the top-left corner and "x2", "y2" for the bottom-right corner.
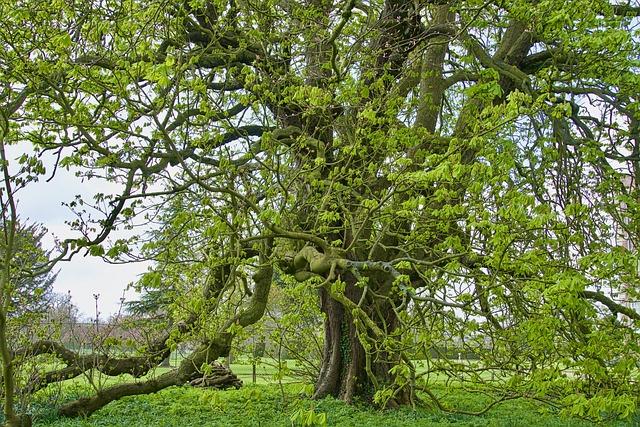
[
  {"x1": 22, "y1": 361, "x2": 639, "y2": 426},
  {"x1": 30, "y1": 382, "x2": 639, "y2": 427}
]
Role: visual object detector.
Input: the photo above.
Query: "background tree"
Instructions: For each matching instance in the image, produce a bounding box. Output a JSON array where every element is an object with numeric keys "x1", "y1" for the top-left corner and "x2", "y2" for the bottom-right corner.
[{"x1": 0, "y1": 222, "x2": 58, "y2": 318}]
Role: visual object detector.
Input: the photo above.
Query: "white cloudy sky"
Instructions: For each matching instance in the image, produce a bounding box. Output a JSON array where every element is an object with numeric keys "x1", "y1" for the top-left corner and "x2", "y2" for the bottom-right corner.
[{"x1": 6, "y1": 144, "x2": 149, "y2": 319}]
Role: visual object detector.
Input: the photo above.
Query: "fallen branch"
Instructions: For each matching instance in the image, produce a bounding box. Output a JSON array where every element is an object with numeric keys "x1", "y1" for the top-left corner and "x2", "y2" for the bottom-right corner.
[{"x1": 189, "y1": 362, "x2": 242, "y2": 390}]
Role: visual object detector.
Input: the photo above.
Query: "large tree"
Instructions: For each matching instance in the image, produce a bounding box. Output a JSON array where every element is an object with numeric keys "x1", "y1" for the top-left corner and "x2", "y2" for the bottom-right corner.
[{"x1": 5, "y1": 0, "x2": 640, "y2": 420}]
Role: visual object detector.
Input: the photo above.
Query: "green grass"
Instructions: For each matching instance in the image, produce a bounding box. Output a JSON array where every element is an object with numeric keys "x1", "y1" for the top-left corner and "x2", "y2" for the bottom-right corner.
[
  {"x1": 27, "y1": 382, "x2": 640, "y2": 427},
  {"x1": 19, "y1": 359, "x2": 639, "y2": 426},
  {"x1": 47, "y1": 357, "x2": 493, "y2": 390},
  {"x1": 36, "y1": 358, "x2": 291, "y2": 392}
]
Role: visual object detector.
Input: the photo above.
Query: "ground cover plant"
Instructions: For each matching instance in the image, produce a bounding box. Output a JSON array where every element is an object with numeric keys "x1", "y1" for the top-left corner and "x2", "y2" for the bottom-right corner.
[
  {"x1": 4, "y1": 361, "x2": 638, "y2": 426},
  {"x1": 25, "y1": 382, "x2": 640, "y2": 427}
]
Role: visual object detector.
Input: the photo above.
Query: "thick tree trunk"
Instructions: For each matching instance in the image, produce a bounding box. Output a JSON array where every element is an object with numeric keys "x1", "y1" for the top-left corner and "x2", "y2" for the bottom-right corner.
[
  {"x1": 313, "y1": 284, "x2": 411, "y2": 406},
  {"x1": 313, "y1": 288, "x2": 348, "y2": 400}
]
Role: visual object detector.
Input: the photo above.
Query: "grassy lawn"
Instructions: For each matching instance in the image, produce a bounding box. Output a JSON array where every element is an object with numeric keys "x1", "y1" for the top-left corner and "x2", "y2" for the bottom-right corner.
[
  {"x1": 21, "y1": 359, "x2": 639, "y2": 426},
  {"x1": 31, "y1": 382, "x2": 639, "y2": 427},
  {"x1": 38, "y1": 358, "x2": 294, "y2": 391}
]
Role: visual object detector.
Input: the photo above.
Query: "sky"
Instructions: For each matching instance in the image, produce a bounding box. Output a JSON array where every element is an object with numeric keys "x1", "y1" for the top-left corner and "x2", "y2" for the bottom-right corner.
[{"x1": 6, "y1": 144, "x2": 149, "y2": 319}]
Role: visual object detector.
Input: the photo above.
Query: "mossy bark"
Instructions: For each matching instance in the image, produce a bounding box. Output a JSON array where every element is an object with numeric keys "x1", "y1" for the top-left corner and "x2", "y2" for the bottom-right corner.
[{"x1": 313, "y1": 282, "x2": 411, "y2": 406}]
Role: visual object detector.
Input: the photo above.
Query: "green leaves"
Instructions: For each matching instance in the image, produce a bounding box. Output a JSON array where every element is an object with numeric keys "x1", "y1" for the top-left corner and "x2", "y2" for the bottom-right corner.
[{"x1": 1, "y1": 0, "x2": 639, "y2": 418}]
